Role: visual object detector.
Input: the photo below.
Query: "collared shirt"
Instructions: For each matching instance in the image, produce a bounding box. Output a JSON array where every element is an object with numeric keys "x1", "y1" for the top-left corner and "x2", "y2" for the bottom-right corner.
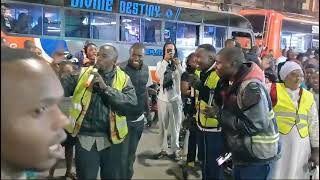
[{"x1": 78, "y1": 135, "x2": 111, "y2": 151}]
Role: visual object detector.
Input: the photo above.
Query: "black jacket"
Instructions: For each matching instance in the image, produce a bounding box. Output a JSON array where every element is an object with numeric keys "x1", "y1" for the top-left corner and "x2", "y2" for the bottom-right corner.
[
  {"x1": 119, "y1": 61, "x2": 150, "y2": 127},
  {"x1": 216, "y1": 63, "x2": 281, "y2": 165}
]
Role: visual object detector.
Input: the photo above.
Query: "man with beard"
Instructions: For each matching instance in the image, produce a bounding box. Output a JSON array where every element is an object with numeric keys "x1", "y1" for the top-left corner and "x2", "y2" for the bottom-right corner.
[
  {"x1": 61, "y1": 45, "x2": 137, "y2": 179},
  {"x1": 208, "y1": 47, "x2": 280, "y2": 180},
  {"x1": 1, "y1": 47, "x2": 68, "y2": 179},
  {"x1": 189, "y1": 44, "x2": 224, "y2": 180},
  {"x1": 118, "y1": 43, "x2": 152, "y2": 179}
]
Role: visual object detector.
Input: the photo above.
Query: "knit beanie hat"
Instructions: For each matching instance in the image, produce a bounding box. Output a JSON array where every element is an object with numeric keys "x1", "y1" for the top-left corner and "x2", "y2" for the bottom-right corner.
[{"x1": 280, "y1": 61, "x2": 303, "y2": 81}]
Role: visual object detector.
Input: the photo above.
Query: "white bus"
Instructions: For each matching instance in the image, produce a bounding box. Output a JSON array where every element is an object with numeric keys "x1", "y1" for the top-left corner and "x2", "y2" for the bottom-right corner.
[{"x1": 2, "y1": 0, "x2": 255, "y2": 82}]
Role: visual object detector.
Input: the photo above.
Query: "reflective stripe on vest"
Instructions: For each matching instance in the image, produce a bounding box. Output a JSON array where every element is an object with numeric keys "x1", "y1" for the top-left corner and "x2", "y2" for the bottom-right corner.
[
  {"x1": 252, "y1": 132, "x2": 280, "y2": 144},
  {"x1": 66, "y1": 66, "x2": 129, "y2": 144},
  {"x1": 196, "y1": 71, "x2": 220, "y2": 129},
  {"x1": 273, "y1": 83, "x2": 313, "y2": 138}
]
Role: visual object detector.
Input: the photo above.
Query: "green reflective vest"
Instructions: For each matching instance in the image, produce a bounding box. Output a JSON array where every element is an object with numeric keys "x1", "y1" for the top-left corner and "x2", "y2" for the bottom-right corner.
[
  {"x1": 65, "y1": 66, "x2": 128, "y2": 144},
  {"x1": 274, "y1": 83, "x2": 313, "y2": 138},
  {"x1": 196, "y1": 70, "x2": 220, "y2": 130}
]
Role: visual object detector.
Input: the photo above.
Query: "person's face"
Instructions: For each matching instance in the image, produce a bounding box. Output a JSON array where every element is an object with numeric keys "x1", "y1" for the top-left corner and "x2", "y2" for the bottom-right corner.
[
  {"x1": 284, "y1": 70, "x2": 304, "y2": 90},
  {"x1": 305, "y1": 68, "x2": 315, "y2": 82},
  {"x1": 188, "y1": 55, "x2": 198, "y2": 70},
  {"x1": 310, "y1": 73, "x2": 319, "y2": 91},
  {"x1": 1, "y1": 5, "x2": 7, "y2": 16},
  {"x1": 129, "y1": 47, "x2": 144, "y2": 69},
  {"x1": 86, "y1": 45, "x2": 97, "y2": 61},
  {"x1": 1, "y1": 60, "x2": 68, "y2": 171},
  {"x1": 214, "y1": 54, "x2": 234, "y2": 80},
  {"x1": 60, "y1": 64, "x2": 74, "y2": 77},
  {"x1": 96, "y1": 47, "x2": 116, "y2": 71},
  {"x1": 226, "y1": 42, "x2": 235, "y2": 48},
  {"x1": 164, "y1": 44, "x2": 175, "y2": 60},
  {"x1": 261, "y1": 57, "x2": 271, "y2": 70},
  {"x1": 282, "y1": 51, "x2": 287, "y2": 57},
  {"x1": 31, "y1": 47, "x2": 42, "y2": 57},
  {"x1": 287, "y1": 51, "x2": 296, "y2": 60},
  {"x1": 195, "y1": 48, "x2": 213, "y2": 71}
]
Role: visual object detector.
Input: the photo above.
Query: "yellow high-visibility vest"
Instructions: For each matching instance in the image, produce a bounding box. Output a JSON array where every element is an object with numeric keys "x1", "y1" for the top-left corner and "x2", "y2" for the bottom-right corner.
[
  {"x1": 273, "y1": 83, "x2": 314, "y2": 138},
  {"x1": 65, "y1": 66, "x2": 129, "y2": 144},
  {"x1": 196, "y1": 70, "x2": 220, "y2": 130}
]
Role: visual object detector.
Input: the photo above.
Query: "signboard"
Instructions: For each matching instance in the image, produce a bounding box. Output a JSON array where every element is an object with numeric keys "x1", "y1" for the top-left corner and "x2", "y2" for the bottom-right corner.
[{"x1": 69, "y1": 0, "x2": 182, "y2": 20}]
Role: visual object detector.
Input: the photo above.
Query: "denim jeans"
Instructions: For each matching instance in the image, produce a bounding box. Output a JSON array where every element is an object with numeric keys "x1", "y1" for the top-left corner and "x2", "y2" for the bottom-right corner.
[
  {"x1": 120, "y1": 125, "x2": 143, "y2": 179},
  {"x1": 233, "y1": 162, "x2": 274, "y2": 180}
]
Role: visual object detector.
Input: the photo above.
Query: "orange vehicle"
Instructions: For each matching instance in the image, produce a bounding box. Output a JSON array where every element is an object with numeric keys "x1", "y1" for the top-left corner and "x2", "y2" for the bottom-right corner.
[{"x1": 240, "y1": 9, "x2": 319, "y2": 58}]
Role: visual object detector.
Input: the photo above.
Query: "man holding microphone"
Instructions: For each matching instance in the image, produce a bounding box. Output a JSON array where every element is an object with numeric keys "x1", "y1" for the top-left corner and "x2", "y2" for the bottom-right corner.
[{"x1": 61, "y1": 45, "x2": 137, "y2": 180}]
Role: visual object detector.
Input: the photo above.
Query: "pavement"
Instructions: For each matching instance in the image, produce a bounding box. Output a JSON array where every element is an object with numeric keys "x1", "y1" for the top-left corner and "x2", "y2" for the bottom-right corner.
[{"x1": 40, "y1": 122, "x2": 202, "y2": 180}]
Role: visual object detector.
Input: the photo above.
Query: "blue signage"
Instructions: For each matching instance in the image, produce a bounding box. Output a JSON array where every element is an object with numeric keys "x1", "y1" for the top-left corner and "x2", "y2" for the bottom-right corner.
[
  {"x1": 119, "y1": 1, "x2": 161, "y2": 17},
  {"x1": 71, "y1": 0, "x2": 114, "y2": 12},
  {"x1": 70, "y1": 0, "x2": 182, "y2": 20},
  {"x1": 145, "y1": 49, "x2": 163, "y2": 56}
]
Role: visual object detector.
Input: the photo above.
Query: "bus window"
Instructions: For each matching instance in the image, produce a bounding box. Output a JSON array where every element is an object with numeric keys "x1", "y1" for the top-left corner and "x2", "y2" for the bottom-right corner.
[
  {"x1": 41, "y1": 7, "x2": 61, "y2": 36},
  {"x1": 281, "y1": 20, "x2": 315, "y2": 53},
  {"x1": 176, "y1": 23, "x2": 199, "y2": 47},
  {"x1": 164, "y1": 22, "x2": 177, "y2": 44},
  {"x1": 7, "y1": 0, "x2": 64, "y2": 6},
  {"x1": 65, "y1": 10, "x2": 91, "y2": 38},
  {"x1": 232, "y1": 31, "x2": 252, "y2": 49},
  {"x1": 92, "y1": 13, "x2": 116, "y2": 41},
  {"x1": 141, "y1": 18, "x2": 161, "y2": 44},
  {"x1": 5, "y1": 3, "x2": 42, "y2": 35},
  {"x1": 281, "y1": 32, "x2": 291, "y2": 49},
  {"x1": 290, "y1": 33, "x2": 312, "y2": 53},
  {"x1": 203, "y1": 26, "x2": 226, "y2": 48},
  {"x1": 120, "y1": 16, "x2": 140, "y2": 43}
]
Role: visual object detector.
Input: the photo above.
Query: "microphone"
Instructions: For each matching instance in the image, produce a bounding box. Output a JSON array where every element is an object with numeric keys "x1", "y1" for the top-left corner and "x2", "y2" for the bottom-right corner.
[
  {"x1": 208, "y1": 89, "x2": 215, "y2": 106},
  {"x1": 85, "y1": 68, "x2": 98, "y2": 87}
]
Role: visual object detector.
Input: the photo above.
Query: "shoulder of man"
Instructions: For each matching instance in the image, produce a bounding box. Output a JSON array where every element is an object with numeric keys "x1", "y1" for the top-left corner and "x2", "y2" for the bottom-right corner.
[
  {"x1": 117, "y1": 61, "x2": 128, "y2": 70},
  {"x1": 238, "y1": 79, "x2": 266, "y2": 110}
]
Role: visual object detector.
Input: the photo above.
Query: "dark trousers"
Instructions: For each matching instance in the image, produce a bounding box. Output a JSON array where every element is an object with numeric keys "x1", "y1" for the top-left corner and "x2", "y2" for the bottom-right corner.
[
  {"x1": 120, "y1": 125, "x2": 143, "y2": 179},
  {"x1": 233, "y1": 163, "x2": 274, "y2": 180},
  {"x1": 187, "y1": 127, "x2": 204, "y2": 163},
  {"x1": 198, "y1": 131, "x2": 224, "y2": 180},
  {"x1": 75, "y1": 139, "x2": 123, "y2": 180}
]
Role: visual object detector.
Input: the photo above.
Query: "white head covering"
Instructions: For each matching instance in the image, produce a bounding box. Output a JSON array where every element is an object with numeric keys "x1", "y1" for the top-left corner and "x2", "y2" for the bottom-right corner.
[{"x1": 280, "y1": 61, "x2": 303, "y2": 81}]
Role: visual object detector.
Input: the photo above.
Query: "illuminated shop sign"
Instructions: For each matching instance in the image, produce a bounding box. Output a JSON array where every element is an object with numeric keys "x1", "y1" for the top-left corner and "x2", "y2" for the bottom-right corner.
[{"x1": 70, "y1": 0, "x2": 182, "y2": 20}]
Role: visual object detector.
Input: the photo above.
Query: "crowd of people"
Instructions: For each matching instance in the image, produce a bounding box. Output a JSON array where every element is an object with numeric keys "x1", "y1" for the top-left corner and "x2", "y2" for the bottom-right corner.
[{"x1": 1, "y1": 36, "x2": 319, "y2": 180}]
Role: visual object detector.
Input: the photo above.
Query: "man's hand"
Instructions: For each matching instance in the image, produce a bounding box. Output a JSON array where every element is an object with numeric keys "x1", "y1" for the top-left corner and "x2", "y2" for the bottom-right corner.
[
  {"x1": 188, "y1": 74, "x2": 200, "y2": 89},
  {"x1": 83, "y1": 57, "x2": 90, "y2": 64},
  {"x1": 91, "y1": 71, "x2": 108, "y2": 90},
  {"x1": 172, "y1": 58, "x2": 180, "y2": 66},
  {"x1": 310, "y1": 148, "x2": 319, "y2": 166},
  {"x1": 204, "y1": 104, "x2": 219, "y2": 118}
]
